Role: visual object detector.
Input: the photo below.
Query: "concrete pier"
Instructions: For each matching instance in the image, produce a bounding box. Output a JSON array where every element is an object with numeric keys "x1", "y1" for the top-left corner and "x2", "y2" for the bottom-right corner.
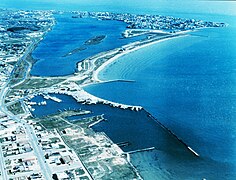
[
  {"x1": 116, "y1": 141, "x2": 130, "y2": 148},
  {"x1": 127, "y1": 147, "x2": 155, "y2": 154}
]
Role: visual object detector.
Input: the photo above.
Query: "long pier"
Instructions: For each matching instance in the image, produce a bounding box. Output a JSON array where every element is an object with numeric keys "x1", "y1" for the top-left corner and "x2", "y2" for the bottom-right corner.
[
  {"x1": 99, "y1": 79, "x2": 136, "y2": 84},
  {"x1": 116, "y1": 141, "x2": 130, "y2": 148},
  {"x1": 127, "y1": 147, "x2": 156, "y2": 154},
  {"x1": 146, "y1": 112, "x2": 200, "y2": 157},
  {"x1": 88, "y1": 117, "x2": 106, "y2": 128}
]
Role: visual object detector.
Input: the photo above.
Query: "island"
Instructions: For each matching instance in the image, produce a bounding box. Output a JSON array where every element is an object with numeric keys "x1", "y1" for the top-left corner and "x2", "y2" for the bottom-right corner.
[{"x1": 0, "y1": 9, "x2": 226, "y2": 180}]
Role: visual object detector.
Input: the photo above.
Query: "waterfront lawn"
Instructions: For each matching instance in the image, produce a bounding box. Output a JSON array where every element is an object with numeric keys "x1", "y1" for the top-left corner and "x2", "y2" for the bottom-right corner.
[
  {"x1": 13, "y1": 77, "x2": 65, "y2": 89},
  {"x1": 7, "y1": 101, "x2": 24, "y2": 115}
]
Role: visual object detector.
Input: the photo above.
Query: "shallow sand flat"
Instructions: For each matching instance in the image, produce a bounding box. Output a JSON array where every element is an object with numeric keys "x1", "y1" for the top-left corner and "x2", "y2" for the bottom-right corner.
[{"x1": 91, "y1": 31, "x2": 191, "y2": 83}]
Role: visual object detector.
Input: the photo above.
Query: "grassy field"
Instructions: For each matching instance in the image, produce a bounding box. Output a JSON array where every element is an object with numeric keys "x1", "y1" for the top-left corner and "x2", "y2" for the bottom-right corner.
[
  {"x1": 27, "y1": 109, "x2": 140, "y2": 180},
  {"x1": 9, "y1": 59, "x2": 29, "y2": 86},
  {"x1": 7, "y1": 101, "x2": 24, "y2": 115},
  {"x1": 13, "y1": 77, "x2": 65, "y2": 90}
]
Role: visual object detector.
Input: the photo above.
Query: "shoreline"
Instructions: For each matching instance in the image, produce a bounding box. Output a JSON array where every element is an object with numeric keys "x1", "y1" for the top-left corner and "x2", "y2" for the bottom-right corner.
[
  {"x1": 88, "y1": 30, "x2": 192, "y2": 84},
  {"x1": 14, "y1": 25, "x2": 201, "y2": 162},
  {"x1": 15, "y1": 25, "x2": 199, "y2": 174},
  {"x1": 76, "y1": 29, "x2": 202, "y2": 158},
  {"x1": 3, "y1": 10, "x2": 231, "y2": 180}
]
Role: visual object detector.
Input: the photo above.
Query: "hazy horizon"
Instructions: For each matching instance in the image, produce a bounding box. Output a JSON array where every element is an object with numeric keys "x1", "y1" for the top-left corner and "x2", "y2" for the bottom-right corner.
[{"x1": 1, "y1": 0, "x2": 236, "y2": 16}]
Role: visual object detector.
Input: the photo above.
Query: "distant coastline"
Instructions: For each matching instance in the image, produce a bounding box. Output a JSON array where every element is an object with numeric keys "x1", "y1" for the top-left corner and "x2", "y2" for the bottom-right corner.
[
  {"x1": 1, "y1": 9, "x2": 233, "y2": 180},
  {"x1": 91, "y1": 31, "x2": 190, "y2": 83}
]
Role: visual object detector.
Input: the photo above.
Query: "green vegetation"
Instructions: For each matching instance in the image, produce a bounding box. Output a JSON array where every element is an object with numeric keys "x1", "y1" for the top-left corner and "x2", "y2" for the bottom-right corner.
[
  {"x1": 30, "y1": 110, "x2": 92, "y2": 129},
  {"x1": 84, "y1": 35, "x2": 106, "y2": 45},
  {"x1": 5, "y1": 89, "x2": 24, "y2": 104},
  {"x1": 9, "y1": 59, "x2": 29, "y2": 86},
  {"x1": 79, "y1": 176, "x2": 90, "y2": 180},
  {"x1": 58, "y1": 144, "x2": 65, "y2": 149},
  {"x1": 62, "y1": 46, "x2": 87, "y2": 57},
  {"x1": 5, "y1": 159, "x2": 11, "y2": 166},
  {"x1": 49, "y1": 137, "x2": 60, "y2": 143},
  {"x1": 39, "y1": 118, "x2": 70, "y2": 130},
  {"x1": 13, "y1": 77, "x2": 65, "y2": 90},
  {"x1": 7, "y1": 101, "x2": 24, "y2": 115},
  {"x1": 75, "y1": 168, "x2": 85, "y2": 175},
  {"x1": 27, "y1": 109, "x2": 140, "y2": 179}
]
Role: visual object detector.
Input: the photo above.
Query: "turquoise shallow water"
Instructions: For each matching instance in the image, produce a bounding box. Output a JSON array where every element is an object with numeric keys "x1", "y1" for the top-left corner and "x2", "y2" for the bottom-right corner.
[
  {"x1": 84, "y1": 16, "x2": 236, "y2": 178},
  {"x1": 2, "y1": 0, "x2": 236, "y2": 179}
]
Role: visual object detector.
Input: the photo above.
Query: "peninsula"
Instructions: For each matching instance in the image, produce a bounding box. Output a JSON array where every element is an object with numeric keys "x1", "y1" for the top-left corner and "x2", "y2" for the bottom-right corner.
[{"x1": 0, "y1": 9, "x2": 226, "y2": 180}]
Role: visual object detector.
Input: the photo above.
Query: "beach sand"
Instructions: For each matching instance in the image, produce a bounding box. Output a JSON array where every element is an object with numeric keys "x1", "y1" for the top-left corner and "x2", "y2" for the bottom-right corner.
[{"x1": 91, "y1": 31, "x2": 191, "y2": 83}]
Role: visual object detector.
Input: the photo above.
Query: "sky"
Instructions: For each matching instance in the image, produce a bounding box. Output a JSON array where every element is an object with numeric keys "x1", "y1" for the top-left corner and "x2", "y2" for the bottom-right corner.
[{"x1": 1, "y1": 0, "x2": 236, "y2": 16}]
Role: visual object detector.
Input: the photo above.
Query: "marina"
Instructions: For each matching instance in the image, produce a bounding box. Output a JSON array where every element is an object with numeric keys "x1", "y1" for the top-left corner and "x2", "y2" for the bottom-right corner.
[{"x1": 0, "y1": 1, "x2": 235, "y2": 179}]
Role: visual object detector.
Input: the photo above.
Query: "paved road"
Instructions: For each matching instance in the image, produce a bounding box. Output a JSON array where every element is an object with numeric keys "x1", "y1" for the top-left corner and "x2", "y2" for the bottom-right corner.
[
  {"x1": 0, "y1": 39, "x2": 53, "y2": 179},
  {"x1": 0, "y1": 88, "x2": 52, "y2": 180},
  {"x1": 0, "y1": 143, "x2": 8, "y2": 180}
]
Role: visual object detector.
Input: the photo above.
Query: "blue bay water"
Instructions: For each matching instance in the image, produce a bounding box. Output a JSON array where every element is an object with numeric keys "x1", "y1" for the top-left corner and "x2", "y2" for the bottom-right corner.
[
  {"x1": 31, "y1": 13, "x2": 143, "y2": 76},
  {"x1": 30, "y1": 94, "x2": 231, "y2": 179},
  {"x1": 84, "y1": 16, "x2": 236, "y2": 178},
  {"x1": 2, "y1": 0, "x2": 236, "y2": 179}
]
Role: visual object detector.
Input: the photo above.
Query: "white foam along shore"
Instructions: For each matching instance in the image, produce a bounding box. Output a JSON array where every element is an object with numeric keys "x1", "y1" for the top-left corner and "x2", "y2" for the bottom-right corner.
[
  {"x1": 92, "y1": 30, "x2": 191, "y2": 83},
  {"x1": 68, "y1": 31, "x2": 192, "y2": 112}
]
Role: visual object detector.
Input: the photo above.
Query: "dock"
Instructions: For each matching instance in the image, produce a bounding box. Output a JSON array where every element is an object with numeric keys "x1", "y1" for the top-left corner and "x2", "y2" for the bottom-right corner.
[
  {"x1": 127, "y1": 147, "x2": 156, "y2": 154},
  {"x1": 101, "y1": 79, "x2": 136, "y2": 84},
  {"x1": 116, "y1": 141, "x2": 130, "y2": 148},
  {"x1": 43, "y1": 94, "x2": 62, "y2": 103},
  {"x1": 187, "y1": 146, "x2": 200, "y2": 157},
  {"x1": 88, "y1": 117, "x2": 106, "y2": 128},
  {"x1": 147, "y1": 112, "x2": 200, "y2": 157}
]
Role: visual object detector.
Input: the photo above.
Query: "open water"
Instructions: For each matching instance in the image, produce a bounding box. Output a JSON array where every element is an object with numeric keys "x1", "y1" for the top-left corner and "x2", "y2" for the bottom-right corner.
[
  {"x1": 84, "y1": 17, "x2": 236, "y2": 178},
  {"x1": 31, "y1": 13, "x2": 142, "y2": 76},
  {"x1": 2, "y1": 0, "x2": 236, "y2": 179}
]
